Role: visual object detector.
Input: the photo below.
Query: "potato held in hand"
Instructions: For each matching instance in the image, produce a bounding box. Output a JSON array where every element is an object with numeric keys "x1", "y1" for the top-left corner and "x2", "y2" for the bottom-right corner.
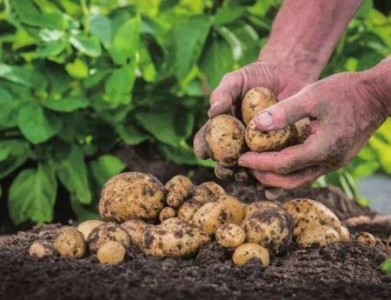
[{"x1": 99, "y1": 172, "x2": 165, "y2": 222}]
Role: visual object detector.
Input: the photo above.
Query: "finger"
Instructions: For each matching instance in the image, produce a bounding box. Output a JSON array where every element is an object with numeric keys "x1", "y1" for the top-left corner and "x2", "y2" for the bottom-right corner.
[
  {"x1": 238, "y1": 135, "x2": 319, "y2": 174},
  {"x1": 252, "y1": 166, "x2": 326, "y2": 189},
  {"x1": 193, "y1": 123, "x2": 210, "y2": 159},
  {"x1": 253, "y1": 86, "x2": 316, "y2": 131}
]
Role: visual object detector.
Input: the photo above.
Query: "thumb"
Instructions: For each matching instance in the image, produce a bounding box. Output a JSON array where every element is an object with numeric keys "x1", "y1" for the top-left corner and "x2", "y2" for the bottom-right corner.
[{"x1": 253, "y1": 88, "x2": 314, "y2": 131}]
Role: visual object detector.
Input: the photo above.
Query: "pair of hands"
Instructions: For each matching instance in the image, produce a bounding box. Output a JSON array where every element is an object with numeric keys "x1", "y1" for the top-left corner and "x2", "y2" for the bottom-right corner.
[{"x1": 194, "y1": 60, "x2": 388, "y2": 189}]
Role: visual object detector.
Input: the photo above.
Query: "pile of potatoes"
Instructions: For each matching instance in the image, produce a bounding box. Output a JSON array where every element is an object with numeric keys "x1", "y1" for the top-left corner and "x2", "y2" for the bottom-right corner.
[
  {"x1": 194, "y1": 86, "x2": 311, "y2": 180},
  {"x1": 29, "y1": 171, "x2": 374, "y2": 267}
]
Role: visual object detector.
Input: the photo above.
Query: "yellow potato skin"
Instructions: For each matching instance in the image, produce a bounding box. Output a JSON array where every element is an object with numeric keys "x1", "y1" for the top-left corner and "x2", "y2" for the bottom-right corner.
[
  {"x1": 339, "y1": 225, "x2": 350, "y2": 241},
  {"x1": 121, "y1": 220, "x2": 149, "y2": 249},
  {"x1": 177, "y1": 200, "x2": 203, "y2": 223},
  {"x1": 216, "y1": 224, "x2": 246, "y2": 248},
  {"x1": 243, "y1": 201, "x2": 279, "y2": 219},
  {"x1": 29, "y1": 240, "x2": 55, "y2": 258},
  {"x1": 356, "y1": 232, "x2": 376, "y2": 246},
  {"x1": 77, "y1": 220, "x2": 105, "y2": 240},
  {"x1": 97, "y1": 241, "x2": 126, "y2": 265},
  {"x1": 241, "y1": 86, "x2": 277, "y2": 125},
  {"x1": 99, "y1": 172, "x2": 165, "y2": 222},
  {"x1": 87, "y1": 223, "x2": 131, "y2": 253},
  {"x1": 159, "y1": 206, "x2": 176, "y2": 223},
  {"x1": 232, "y1": 243, "x2": 270, "y2": 266},
  {"x1": 165, "y1": 175, "x2": 193, "y2": 208},
  {"x1": 296, "y1": 225, "x2": 340, "y2": 247},
  {"x1": 192, "y1": 182, "x2": 225, "y2": 204},
  {"x1": 53, "y1": 227, "x2": 86, "y2": 258}
]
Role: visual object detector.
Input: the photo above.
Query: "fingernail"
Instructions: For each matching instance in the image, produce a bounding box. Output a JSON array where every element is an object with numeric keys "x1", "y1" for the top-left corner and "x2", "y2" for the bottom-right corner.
[
  {"x1": 208, "y1": 102, "x2": 220, "y2": 114},
  {"x1": 238, "y1": 158, "x2": 246, "y2": 166},
  {"x1": 256, "y1": 111, "x2": 273, "y2": 128}
]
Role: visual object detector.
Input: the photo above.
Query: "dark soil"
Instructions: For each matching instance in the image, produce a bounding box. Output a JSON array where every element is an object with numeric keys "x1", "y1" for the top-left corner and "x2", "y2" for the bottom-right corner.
[{"x1": 1, "y1": 187, "x2": 391, "y2": 300}]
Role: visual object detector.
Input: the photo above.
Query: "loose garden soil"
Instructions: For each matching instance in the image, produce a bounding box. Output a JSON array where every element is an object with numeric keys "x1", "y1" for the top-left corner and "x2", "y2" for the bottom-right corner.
[{"x1": 1, "y1": 154, "x2": 391, "y2": 300}]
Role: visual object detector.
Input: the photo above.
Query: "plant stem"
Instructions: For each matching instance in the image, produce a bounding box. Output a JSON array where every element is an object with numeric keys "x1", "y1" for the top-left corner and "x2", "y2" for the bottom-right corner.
[{"x1": 80, "y1": 0, "x2": 90, "y2": 34}]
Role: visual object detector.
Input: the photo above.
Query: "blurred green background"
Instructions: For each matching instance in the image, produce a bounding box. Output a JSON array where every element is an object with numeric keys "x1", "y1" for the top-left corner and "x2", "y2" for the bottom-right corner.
[{"x1": 0, "y1": 0, "x2": 390, "y2": 227}]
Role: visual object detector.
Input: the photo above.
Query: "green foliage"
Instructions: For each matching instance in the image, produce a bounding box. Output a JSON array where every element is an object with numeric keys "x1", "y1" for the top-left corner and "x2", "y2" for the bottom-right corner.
[
  {"x1": 0, "y1": 0, "x2": 390, "y2": 225},
  {"x1": 381, "y1": 258, "x2": 391, "y2": 274}
]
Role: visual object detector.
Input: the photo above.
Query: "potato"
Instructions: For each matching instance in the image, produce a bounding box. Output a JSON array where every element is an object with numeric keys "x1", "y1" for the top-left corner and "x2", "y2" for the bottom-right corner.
[
  {"x1": 216, "y1": 224, "x2": 246, "y2": 248},
  {"x1": 192, "y1": 195, "x2": 243, "y2": 235},
  {"x1": 29, "y1": 240, "x2": 55, "y2": 258},
  {"x1": 193, "y1": 123, "x2": 212, "y2": 160},
  {"x1": 142, "y1": 218, "x2": 210, "y2": 258},
  {"x1": 214, "y1": 164, "x2": 234, "y2": 180},
  {"x1": 339, "y1": 225, "x2": 350, "y2": 241},
  {"x1": 205, "y1": 114, "x2": 246, "y2": 167},
  {"x1": 165, "y1": 175, "x2": 193, "y2": 208},
  {"x1": 87, "y1": 223, "x2": 131, "y2": 253},
  {"x1": 282, "y1": 198, "x2": 342, "y2": 237},
  {"x1": 192, "y1": 181, "x2": 226, "y2": 204},
  {"x1": 232, "y1": 243, "x2": 270, "y2": 266},
  {"x1": 177, "y1": 200, "x2": 203, "y2": 223},
  {"x1": 53, "y1": 227, "x2": 86, "y2": 258},
  {"x1": 241, "y1": 86, "x2": 277, "y2": 125},
  {"x1": 356, "y1": 232, "x2": 376, "y2": 246},
  {"x1": 97, "y1": 241, "x2": 126, "y2": 265},
  {"x1": 296, "y1": 225, "x2": 340, "y2": 247},
  {"x1": 241, "y1": 207, "x2": 293, "y2": 254},
  {"x1": 121, "y1": 220, "x2": 149, "y2": 248},
  {"x1": 159, "y1": 206, "x2": 176, "y2": 222},
  {"x1": 294, "y1": 118, "x2": 311, "y2": 144},
  {"x1": 243, "y1": 201, "x2": 279, "y2": 219},
  {"x1": 76, "y1": 220, "x2": 105, "y2": 240},
  {"x1": 99, "y1": 172, "x2": 165, "y2": 222}
]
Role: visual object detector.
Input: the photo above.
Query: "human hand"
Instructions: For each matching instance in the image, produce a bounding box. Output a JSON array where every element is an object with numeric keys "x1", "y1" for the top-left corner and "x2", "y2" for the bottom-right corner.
[{"x1": 238, "y1": 71, "x2": 389, "y2": 189}]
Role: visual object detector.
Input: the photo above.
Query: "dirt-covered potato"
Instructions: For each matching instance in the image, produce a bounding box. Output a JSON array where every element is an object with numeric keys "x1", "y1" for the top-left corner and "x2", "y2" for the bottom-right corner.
[
  {"x1": 177, "y1": 200, "x2": 203, "y2": 223},
  {"x1": 87, "y1": 223, "x2": 131, "y2": 253},
  {"x1": 356, "y1": 232, "x2": 376, "y2": 246},
  {"x1": 29, "y1": 240, "x2": 55, "y2": 258},
  {"x1": 193, "y1": 123, "x2": 212, "y2": 160},
  {"x1": 282, "y1": 198, "x2": 342, "y2": 237},
  {"x1": 241, "y1": 86, "x2": 277, "y2": 126},
  {"x1": 76, "y1": 220, "x2": 105, "y2": 240},
  {"x1": 141, "y1": 218, "x2": 210, "y2": 258},
  {"x1": 53, "y1": 227, "x2": 86, "y2": 258},
  {"x1": 339, "y1": 225, "x2": 350, "y2": 241},
  {"x1": 214, "y1": 164, "x2": 235, "y2": 180},
  {"x1": 243, "y1": 201, "x2": 279, "y2": 219},
  {"x1": 241, "y1": 207, "x2": 293, "y2": 253},
  {"x1": 205, "y1": 114, "x2": 246, "y2": 167},
  {"x1": 232, "y1": 243, "x2": 270, "y2": 266},
  {"x1": 192, "y1": 181, "x2": 226, "y2": 204},
  {"x1": 97, "y1": 241, "x2": 126, "y2": 265},
  {"x1": 165, "y1": 175, "x2": 193, "y2": 208},
  {"x1": 192, "y1": 195, "x2": 243, "y2": 235},
  {"x1": 296, "y1": 225, "x2": 340, "y2": 247},
  {"x1": 99, "y1": 172, "x2": 165, "y2": 222},
  {"x1": 216, "y1": 223, "x2": 246, "y2": 248},
  {"x1": 294, "y1": 118, "x2": 311, "y2": 144},
  {"x1": 159, "y1": 206, "x2": 176, "y2": 222},
  {"x1": 121, "y1": 220, "x2": 149, "y2": 248}
]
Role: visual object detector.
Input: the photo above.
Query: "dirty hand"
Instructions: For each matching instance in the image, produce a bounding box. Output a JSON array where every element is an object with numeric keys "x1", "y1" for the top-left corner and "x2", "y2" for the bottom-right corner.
[{"x1": 238, "y1": 67, "x2": 390, "y2": 189}]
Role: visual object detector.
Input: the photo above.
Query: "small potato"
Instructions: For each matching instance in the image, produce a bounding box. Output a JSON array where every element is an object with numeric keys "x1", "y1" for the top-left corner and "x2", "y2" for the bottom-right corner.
[
  {"x1": 159, "y1": 206, "x2": 176, "y2": 222},
  {"x1": 339, "y1": 225, "x2": 350, "y2": 241},
  {"x1": 121, "y1": 220, "x2": 149, "y2": 248},
  {"x1": 282, "y1": 198, "x2": 342, "y2": 237},
  {"x1": 165, "y1": 175, "x2": 193, "y2": 208},
  {"x1": 205, "y1": 114, "x2": 246, "y2": 167},
  {"x1": 214, "y1": 164, "x2": 235, "y2": 180},
  {"x1": 296, "y1": 225, "x2": 340, "y2": 247},
  {"x1": 356, "y1": 232, "x2": 376, "y2": 246},
  {"x1": 192, "y1": 195, "x2": 243, "y2": 235},
  {"x1": 241, "y1": 86, "x2": 277, "y2": 125},
  {"x1": 142, "y1": 218, "x2": 210, "y2": 258},
  {"x1": 97, "y1": 241, "x2": 126, "y2": 265},
  {"x1": 54, "y1": 227, "x2": 86, "y2": 258},
  {"x1": 241, "y1": 207, "x2": 293, "y2": 254},
  {"x1": 87, "y1": 223, "x2": 131, "y2": 253},
  {"x1": 232, "y1": 243, "x2": 270, "y2": 266},
  {"x1": 192, "y1": 181, "x2": 226, "y2": 204},
  {"x1": 177, "y1": 200, "x2": 203, "y2": 223},
  {"x1": 243, "y1": 201, "x2": 279, "y2": 219},
  {"x1": 216, "y1": 224, "x2": 246, "y2": 248},
  {"x1": 29, "y1": 240, "x2": 55, "y2": 258},
  {"x1": 99, "y1": 172, "x2": 165, "y2": 222},
  {"x1": 77, "y1": 220, "x2": 105, "y2": 240},
  {"x1": 294, "y1": 118, "x2": 311, "y2": 144}
]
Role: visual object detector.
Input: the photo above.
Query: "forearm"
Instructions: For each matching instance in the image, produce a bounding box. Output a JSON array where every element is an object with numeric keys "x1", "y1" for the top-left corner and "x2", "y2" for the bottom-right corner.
[{"x1": 260, "y1": 0, "x2": 362, "y2": 85}]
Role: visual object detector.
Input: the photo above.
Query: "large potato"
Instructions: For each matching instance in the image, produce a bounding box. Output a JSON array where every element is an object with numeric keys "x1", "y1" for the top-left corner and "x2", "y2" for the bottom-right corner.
[
  {"x1": 241, "y1": 207, "x2": 293, "y2": 254},
  {"x1": 87, "y1": 223, "x2": 131, "y2": 253},
  {"x1": 192, "y1": 181, "x2": 225, "y2": 204},
  {"x1": 241, "y1": 86, "x2": 277, "y2": 125},
  {"x1": 282, "y1": 198, "x2": 342, "y2": 237},
  {"x1": 296, "y1": 225, "x2": 340, "y2": 247},
  {"x1": 232, "y1": 243, "x2": 270, "y2": 266},
  {"x1": 205, "y1": 114, "x2": 246, "y2": 167},
  {"x1": 165, "y1": 175, "x2": 193, "y2": 208},
  {"x1": 53, "y1": 227, "x2": 86, "y2": 258},
  {"x1": 243, "y1": 201, "x2": 279, "y2": 219},
  {"x1": 192, "y1": 195, "x2": 243, "y2": 235},
  {"x1": 99, "y1": 172, "x2": 165, "y2": 222},
  {"x1": 141, "y1": 218, "x2": 210, "y2": 258},
  {"x1": 121, "y1": 220, "x2": 149, "y2": 248}
]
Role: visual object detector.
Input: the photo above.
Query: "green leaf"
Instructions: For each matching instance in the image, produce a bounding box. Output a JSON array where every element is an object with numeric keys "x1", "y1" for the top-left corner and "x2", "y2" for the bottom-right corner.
[
  {"x1": 356, "y1": 0, "x2": 373, "y2": 18},
  {"x1": 109, "y1": 15, "x2": 140, "y2": 65},
  {"x1": 9, "y1": 163, "x2": 57, "y2": 225},
  {"x1": 0, "y1": 64, "x2": 47, "y2": 89},
  {"x1": 65, "y1": 58, "x2": 89, "y2": 79},
  {"x1": 69, "y1": 34, "x2": 102, "y2": 58},
  {"x1": 42, "y1": 97, "x2": 89, "y2": 112},
  {"x1": 169, "y1": 16, "x2": 212, "y2": 80},
  {"x1": 381, "y1": 259, "x2": 391, "y2": 274},
  {"x1": 199, "y1": 33, "x2": 234, "y2": 88},
  {"x1": 214, "y1": 3, "x2": 245, "y2": 26},
  {"x1": 90, "y1": 14, "x2": 112, "y2": 48},
  {"x1": 104, "y1": 64, "x2": 136, "y2": 106},
  {"x1": 0, "y1": 141, "x2": 30, "y2": 179},
  {"x1": 36, "y1": 40, "x2": 67, "y2": 58},
  {"x1": 55, "y1": 146, "x2": 91, "y2": 204},
  {"x1": 70, "y1": 196, "x2": 100, "y2": 222},
  {"x1": 115, "y1": 124, "x2": 148, "y2": 145},
  {"x1": 0, "y1": 87, "x2": 19, "y2": 128},
  {"x1": 17, "y1": 101, "x2": 62, "y2": 144},
  {"x1": 90, "y1": 155, "x2": 125, "y2": 187},
  {"x1": 160, "y1": 143, "x2": 215, "y2": 167}
]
